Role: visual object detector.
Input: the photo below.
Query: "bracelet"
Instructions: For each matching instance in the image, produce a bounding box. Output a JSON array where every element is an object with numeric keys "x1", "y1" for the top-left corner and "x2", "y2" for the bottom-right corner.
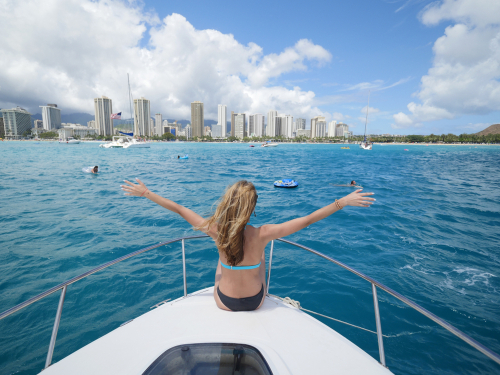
[
  {"x1": 140, "y1": 188, "x2": 149, "y2": 197},
  {"x1": 335, "y1": 199, "x2": 343, "y2": 210}
]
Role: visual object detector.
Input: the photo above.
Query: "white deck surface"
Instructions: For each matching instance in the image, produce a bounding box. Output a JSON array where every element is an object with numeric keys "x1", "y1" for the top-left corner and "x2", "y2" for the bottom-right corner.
[{"x1": 41, "y1": 287, "x2": 393, "y2": 374}]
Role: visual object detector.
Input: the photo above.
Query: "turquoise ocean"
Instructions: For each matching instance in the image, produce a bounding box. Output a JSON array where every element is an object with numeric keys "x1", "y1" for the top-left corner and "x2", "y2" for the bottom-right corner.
[{"x1": 0, "y1": 141, "x2": 499, "y2": 374}]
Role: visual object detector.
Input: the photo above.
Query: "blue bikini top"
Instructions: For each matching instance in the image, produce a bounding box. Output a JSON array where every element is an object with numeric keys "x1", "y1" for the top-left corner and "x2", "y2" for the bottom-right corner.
[{"x1": 220, "y1": 260, "x2": 261, "y2": 270}]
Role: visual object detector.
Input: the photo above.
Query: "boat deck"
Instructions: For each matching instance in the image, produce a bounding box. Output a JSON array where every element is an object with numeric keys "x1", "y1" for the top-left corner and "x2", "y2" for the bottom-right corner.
[{"x1": 41, "y1": 287, "x2": 392, "y2": 375}]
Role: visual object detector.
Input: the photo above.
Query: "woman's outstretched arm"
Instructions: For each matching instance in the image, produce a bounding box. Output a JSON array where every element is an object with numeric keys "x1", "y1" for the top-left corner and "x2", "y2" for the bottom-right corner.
[
  {"x1": 258, "y1": 189, "x2": 375, "y2": 242},
  {"x1": 121, "y1": 178, "x2": 213, "y2": 234}
]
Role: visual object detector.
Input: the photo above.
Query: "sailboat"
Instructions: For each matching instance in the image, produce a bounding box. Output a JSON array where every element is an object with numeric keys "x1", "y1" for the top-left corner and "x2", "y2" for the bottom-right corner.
[{"x1": 360, "y1": 91, "x2": 373, "y2": 150}]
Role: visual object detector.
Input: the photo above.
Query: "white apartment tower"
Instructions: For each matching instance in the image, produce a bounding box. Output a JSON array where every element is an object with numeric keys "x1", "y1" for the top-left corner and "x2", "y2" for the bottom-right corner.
[
  {"x1": 248, "y1": 114, "x2": 264, "y2": 137},
  {"x1": 328, "y1": 121, "x2": 337, "y2": 137},
  {"x1": 217, "y1": 104, "x2": 227, "y2": 138},
  {"x1": 278, "y1": 114, "x2": 293, "y2": 138},
  {"x1": 295, "y1": 118, "x2": 306, "y2": 130},
  {"x1": 310, "y1": 115, "x2": 326, "y2": 138},
  {"x1": 267, "y1": 110, "x2": 278, "y2": 137},
  {"x1": 133, "y1": 97, "x2": 151, "y2": 137},
  {"x1": 40, "y1": 104, "x2": 62, "y2": 131},
  {"x1": 155, "y1": 113, "x2": 162, "y2": 136},
  {"x1": 94, "y1": 96, "x2": 113, "y2": 136},
  {"x1": 185, "y1": 124, "x2": 192, "y2": 139}
]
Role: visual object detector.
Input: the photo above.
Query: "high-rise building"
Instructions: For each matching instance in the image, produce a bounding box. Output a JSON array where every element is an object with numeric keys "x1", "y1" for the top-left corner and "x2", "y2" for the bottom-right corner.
[
  {"x1": 310, "y1": 115, "x2": 326, "y2": 138},
  {"x1": 87, "y1": 120, "x2": 96, "y2": 130},
  {"x1": 185, "y1": 124, "x2": 192, "y2": 139},
  {"x1": 231, "y1": 111, "x2": 236, "y2": 137},
  {"x1": 248, "y1": 114, "x2": 264, "y2": 137},
  {"x1": 133, "y1": 97, "x2": 151, "y2": 137},
  {"x1": 335, "y1": 123, "x2": 349, "y2": 137},
  {"x1": 94, "y1": 96, "x2": 113, "y2": 136},
  {"x1": 316, "y1": 121, "x2": 327, "y2": 137},
  {"x1": 155, "y1": 113, "x2": 162, "y2": 136},
  {"x1": 295, "y1": 118, "x2": 306, "y2": 130},
  {"x1": 40, "y1": 104, "x2": 61, "y2": 131},
  {"x1": 267, "y1": 110, "x2": 277, "y2": 137},
  {"x1": 218, "y1": 105, "x2": 227, "y2": 138},
  {"x1": 234, "y1": 113, "x2": 246, "y2": 139},
  {"x1": 274, "y1": 116, "x2": 282, "y2": 136},
  {"x1": 34, "y1": 119, "x2": 43, "y2": 129},
  {"x1": 150, "y1": 119, "x2": 155, "y2": 137},
  {"x1": 328, "y1": 121, "x2": 337, "y2": 137},
  {"x1": 211, "y1": 124, "x2": 222, "y2": 138},
  {"x1": 191, "y1": 101, "x2": 204, "y2": 138},
  {"x1": 204, "y1": 125, "x2": 211, "y2": 136},
  {"x1": 1, "y1": 107, "x2": 32, "y2": 139},
  {"x1": 0, "y1": 117, "x2": 4, "y2": 138},
  {"x1": 278, "y1": 114, "x2": 293, "y2": 138}
]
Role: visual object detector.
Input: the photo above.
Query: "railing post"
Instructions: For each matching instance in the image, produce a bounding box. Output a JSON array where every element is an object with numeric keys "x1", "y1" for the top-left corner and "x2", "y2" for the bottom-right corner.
[
  {"x1": 181, "y1": 239, "x2": 187, "y2": 297},
  {"x1": 372, "y1": 283, "x2": 386, "y2": 367},
  {"x1": 44, "y1": 286, "x2": 67, "y2": 369},
  {"x1": 266, "y1": 240, "x2": 274, "y2": 293}
]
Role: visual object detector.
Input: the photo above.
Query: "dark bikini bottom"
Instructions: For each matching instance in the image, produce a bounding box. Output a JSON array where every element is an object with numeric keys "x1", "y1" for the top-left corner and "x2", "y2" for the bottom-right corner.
[{"x1": 217, "y1": 284, "x2": 264, "y2": 312}]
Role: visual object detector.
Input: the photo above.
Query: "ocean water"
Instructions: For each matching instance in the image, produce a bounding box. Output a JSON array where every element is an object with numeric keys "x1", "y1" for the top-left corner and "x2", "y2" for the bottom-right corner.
[{"x1": 0, "y1": 141, "x2": 499, "y2": 375}]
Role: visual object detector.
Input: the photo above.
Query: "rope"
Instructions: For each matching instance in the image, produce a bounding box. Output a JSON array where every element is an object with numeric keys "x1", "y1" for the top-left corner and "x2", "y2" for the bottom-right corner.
[{"x1": 269, "y1": 294, "x2": 390, "y2": 338}]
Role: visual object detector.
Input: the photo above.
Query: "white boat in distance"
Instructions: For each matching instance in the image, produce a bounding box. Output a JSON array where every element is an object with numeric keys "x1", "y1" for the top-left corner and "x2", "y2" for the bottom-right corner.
[
  {"x1": 59, "y1": 137, "x2": 80, "y2": 144},
  {"x1": 262, "y1": 142, "x2": 278, "y2": 147},
  {"x1": 99, "y1": 136, "x2": 150, "y2": 149}
]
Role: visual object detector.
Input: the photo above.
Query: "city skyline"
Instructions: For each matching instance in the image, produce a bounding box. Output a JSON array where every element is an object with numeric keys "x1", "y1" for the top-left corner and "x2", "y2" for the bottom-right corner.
[{"x1": 1, "y1": 0, "x2": 498, "y2": 136}]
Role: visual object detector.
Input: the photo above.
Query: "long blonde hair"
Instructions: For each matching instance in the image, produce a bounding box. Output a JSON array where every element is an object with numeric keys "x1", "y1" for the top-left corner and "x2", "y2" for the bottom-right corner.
[{"x1": 198, "y1": 180, "x2": 257, "y2": 266}]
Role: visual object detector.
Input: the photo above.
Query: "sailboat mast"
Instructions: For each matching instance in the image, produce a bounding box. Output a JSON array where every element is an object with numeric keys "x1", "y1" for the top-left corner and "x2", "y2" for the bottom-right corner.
[
  {"x1": 364, "y1": 90, "x2": 370, "y2": 142},
  {"x1": 127, "y1": 73, "x2": 136, "y2": 136}
]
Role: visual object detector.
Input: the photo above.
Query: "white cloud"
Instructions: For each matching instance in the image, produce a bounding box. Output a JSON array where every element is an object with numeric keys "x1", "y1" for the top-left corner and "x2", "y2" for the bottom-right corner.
[
  {"x1": 0, "y1": 0, "x2": 331, "y2": 121},
  {"x1": 395, "y1": 0, "x2": 500, "y2": 127},
  {"x1": 361, "y1": 106, "x2": 380, "y2": 114},
  {"x1": 420, "y1": 0, "x2": 500, "y2": 27},
  {"x1": 331, "y1": 112, "x2": 346, "y2": 121},
  {"x1": 341, "y1": 78, "x2": 411, "y2": 92}
]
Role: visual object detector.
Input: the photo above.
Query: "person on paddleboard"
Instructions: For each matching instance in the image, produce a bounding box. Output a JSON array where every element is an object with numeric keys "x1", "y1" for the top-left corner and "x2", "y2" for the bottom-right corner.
[{"x1": 120, "y1": 179, "x2": 375, "y2": 312}]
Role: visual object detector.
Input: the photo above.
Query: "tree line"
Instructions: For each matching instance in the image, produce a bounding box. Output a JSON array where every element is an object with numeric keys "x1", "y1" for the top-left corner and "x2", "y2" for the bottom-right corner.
[{"x1": 29, "y1": 130, "x2": 500, "y2": 144}]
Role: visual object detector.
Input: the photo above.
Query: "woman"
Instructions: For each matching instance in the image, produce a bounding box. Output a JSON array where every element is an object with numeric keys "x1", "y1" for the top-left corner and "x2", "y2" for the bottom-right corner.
[{"x1": 121, "y1": 179, "x2": 375, "y2": 312}]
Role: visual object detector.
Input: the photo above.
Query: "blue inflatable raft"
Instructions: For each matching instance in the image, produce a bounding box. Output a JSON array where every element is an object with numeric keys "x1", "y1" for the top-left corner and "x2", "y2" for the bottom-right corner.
[
  {"x1": 274, "y1": 179, "x2": 298, "y2": 188},
  {"x1": 179, "y1": 154, "x2": 189, "y2": 159}
]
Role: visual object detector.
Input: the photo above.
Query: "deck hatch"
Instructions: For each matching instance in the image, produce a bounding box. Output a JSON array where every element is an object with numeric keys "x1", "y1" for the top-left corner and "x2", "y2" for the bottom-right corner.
[{"x1": 142, "y1": 343, "x2": 273, "y2": 375}]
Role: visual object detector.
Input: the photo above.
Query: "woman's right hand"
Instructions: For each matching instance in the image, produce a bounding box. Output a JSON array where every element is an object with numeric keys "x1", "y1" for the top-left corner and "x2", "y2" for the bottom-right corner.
[
  {"x1": 121, "y1": 178, "x2": 150, "y2": 197},
  {"x1": 340, "y1": 189, "x2": 375, "y2": 208}
]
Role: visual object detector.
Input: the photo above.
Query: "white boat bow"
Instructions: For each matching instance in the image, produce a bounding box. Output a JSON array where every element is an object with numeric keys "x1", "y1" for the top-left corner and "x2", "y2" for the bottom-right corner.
[{"x1": 40, "y1": 287, "x2": 392, "y2": 375}]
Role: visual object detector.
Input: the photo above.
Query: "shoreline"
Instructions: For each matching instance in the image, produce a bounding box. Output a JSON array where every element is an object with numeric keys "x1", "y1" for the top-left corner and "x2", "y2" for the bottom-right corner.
[{"x1": 1, "y1": 139, "x2": 499, "y2": 146}]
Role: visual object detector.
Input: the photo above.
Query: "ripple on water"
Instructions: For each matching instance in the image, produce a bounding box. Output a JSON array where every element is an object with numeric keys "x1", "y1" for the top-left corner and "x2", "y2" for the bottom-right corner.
[{"x1": 0, "y1": 142, "x2": 499, "y2": 375}]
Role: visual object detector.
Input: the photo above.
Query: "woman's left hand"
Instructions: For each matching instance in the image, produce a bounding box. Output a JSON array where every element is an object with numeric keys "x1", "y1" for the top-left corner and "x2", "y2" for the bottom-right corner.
[{"x1": 121, "y1": 178, "x2": 149, "y2": 197}]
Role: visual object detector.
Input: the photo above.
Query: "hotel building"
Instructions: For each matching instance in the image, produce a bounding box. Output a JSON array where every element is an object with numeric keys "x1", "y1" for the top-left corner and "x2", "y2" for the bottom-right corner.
[
  {"x1": 1, "y1": 107, "x2": 32, "y2": 139},
  {"x1": 191, "y1": 101, "x2": 204, "y2": 138},
  {"x1": 40, "y1": 104, "x2": 61, "y2": 131},
  {"x1": 133, "y1": 97, "x2": 151, "y2": 137},
  {"x1": 234, "y1": 113, "x2": 246, "y2": 139},
  {"x1": 218, "y1": 105, "x2": 227, "y2": 138},
  {"x1": 94, "y1": 96, "x2": 113, "y2": 136}
]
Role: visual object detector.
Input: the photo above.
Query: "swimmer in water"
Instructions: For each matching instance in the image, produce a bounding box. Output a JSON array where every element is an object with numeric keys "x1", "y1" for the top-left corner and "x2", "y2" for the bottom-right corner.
[
  {"x1": 178, "y1": 155, "x2": 180, "y2": 159},
  {"x1": 92, "y1": 166, "x2": 98, "y2": 174},
  {"x1": 350, "y1": 180, "x2": 356, "y2": 186}
]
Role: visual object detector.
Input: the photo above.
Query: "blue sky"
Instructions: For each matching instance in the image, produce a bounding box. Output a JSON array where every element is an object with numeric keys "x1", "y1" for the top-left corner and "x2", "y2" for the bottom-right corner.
[{"x1": 0, "y1": 0, "x2": 499, "y2": 135}]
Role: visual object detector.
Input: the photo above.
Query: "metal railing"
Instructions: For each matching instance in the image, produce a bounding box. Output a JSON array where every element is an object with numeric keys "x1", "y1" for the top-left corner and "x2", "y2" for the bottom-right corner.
[{"x1": 1, "y1": 234, "x2": 499, "y2": 370}]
